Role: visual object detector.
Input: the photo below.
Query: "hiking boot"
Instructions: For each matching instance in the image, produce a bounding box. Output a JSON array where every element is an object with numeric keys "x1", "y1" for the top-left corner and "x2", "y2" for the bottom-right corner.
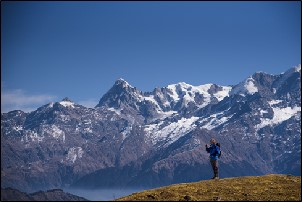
[{"x1": 211, "y1": 176, "x2": 219, "y2": 179}]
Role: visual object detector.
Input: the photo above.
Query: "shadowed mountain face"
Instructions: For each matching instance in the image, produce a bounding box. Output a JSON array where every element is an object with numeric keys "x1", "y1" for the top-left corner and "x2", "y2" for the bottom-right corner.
[{"x1": 1, "y1": 65, "x2": 301, "y2": 192}]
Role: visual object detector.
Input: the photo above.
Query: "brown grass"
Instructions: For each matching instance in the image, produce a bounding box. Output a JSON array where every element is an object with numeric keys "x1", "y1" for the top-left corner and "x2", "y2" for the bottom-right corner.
[{"x1": 115, "y1": 174, "x2": 301, "y2": 201}]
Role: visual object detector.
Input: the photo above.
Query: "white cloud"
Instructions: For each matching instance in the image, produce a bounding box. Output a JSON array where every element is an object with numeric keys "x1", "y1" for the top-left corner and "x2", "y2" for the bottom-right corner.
[
  {"x1": 78, "y1": 99, "x2": 98, "y2": 108},
  {"x1": 1, "y1": 89, "x2": 57, "y2": 113}
]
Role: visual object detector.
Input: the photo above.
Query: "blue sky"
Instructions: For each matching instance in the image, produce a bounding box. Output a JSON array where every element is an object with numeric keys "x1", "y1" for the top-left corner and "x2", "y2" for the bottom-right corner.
[{"x1": 1, "y1": 1, "x2": 301, "y2": 112}]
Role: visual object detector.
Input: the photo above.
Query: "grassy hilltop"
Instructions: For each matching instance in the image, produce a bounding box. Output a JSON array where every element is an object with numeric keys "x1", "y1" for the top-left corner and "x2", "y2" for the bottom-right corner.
[{"x1": 115, "y1": 174, "x2": 301, "y2": 201}]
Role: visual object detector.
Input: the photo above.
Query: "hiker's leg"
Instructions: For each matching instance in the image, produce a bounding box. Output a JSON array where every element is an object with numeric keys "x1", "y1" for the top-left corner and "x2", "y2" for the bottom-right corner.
[
  {"x1": 213, "y1": 160, "x2": 218, "y2": 177},
  {"x1": 210, "y1": 160, "x2": 216, "y2": 177}
]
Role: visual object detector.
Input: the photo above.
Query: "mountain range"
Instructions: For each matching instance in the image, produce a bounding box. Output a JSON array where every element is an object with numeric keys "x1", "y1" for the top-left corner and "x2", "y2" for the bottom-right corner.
[{"x1": 1, "y1": 65, "x2": 301, "y2": 193}]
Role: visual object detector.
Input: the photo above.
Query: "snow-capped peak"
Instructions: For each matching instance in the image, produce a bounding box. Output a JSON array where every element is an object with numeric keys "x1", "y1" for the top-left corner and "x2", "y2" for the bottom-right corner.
[
  {"x1": 294, "y1": 64, "x2": 301, "y2": 72},
  {"x1": 115, "y1": 78, "x2": 133, "y2": 89},
  {"x1": 47, "y1": 102, "x2": 55, "y2": 108},
  {"x1": 274, "y1": 64, "x2": 301, "y2": 89},
  {"x1": 59, "y1": 97, "x2": 75, "y2": 108},
  {"x1": 177, "y1": 81, "x2": 190, "y2": 87},
  {"x1": 166, "y1": 82, "x2": 231, "y2": 108},
  {"x1": 281, "y1": 64, "x2": 301, "y2": 75},
  {"x1": 61, "y1": 97, "x2": 73, "y2": 102},
  {"x1": 230, "y1": 77, "x2": 258, "y2": 96}
]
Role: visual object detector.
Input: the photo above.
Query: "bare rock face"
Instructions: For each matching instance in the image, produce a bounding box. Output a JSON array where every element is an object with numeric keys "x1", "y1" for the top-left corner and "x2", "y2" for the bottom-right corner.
[{"x1": 1, "y1": 65, "x2": 301, "y2": 192}]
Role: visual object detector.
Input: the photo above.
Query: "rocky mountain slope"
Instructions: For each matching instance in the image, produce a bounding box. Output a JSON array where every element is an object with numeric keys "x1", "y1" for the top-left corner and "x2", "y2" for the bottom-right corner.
[
  {"x1": 116, "y1": 174, "x2": 301, "y2": 201},
  {"x1": 1, "y1": 187, "x2": 89, "y2": 201},
  {"x1": 1, "y1": 65, "x2": 301, "y2": 192}
]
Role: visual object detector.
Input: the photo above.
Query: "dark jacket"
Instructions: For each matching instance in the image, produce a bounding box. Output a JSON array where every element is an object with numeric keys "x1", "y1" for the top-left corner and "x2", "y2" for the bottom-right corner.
[{"x1": 206, "y1": 144, "x2": 220, "y2": 160}]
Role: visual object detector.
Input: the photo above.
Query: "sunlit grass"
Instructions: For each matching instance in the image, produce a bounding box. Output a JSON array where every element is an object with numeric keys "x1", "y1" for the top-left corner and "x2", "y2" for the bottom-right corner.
[{"x1": 115, "y1": 174, "x2": 301, "y2": 201}]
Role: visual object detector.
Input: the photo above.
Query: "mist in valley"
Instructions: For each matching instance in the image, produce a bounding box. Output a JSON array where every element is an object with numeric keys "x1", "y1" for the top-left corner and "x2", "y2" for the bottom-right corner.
[{"x1": 64, "y1": 187, "x2": 148, "y2": 201}]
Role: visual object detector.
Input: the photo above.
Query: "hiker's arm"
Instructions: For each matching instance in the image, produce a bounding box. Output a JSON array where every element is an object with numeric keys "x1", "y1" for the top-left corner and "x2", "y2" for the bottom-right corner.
[
  {"x1": 206, "y1": 144, "x2": 210, "y2": 152},
  {"x1": 215, "y1": 146, "x2": 220, "y2": 155}
]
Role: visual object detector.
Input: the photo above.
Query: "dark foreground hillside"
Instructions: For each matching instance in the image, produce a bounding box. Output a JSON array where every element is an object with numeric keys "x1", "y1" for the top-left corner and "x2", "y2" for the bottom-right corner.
[
  {"x1": 1, "y1": 187, "x2": 89, "y2": 201},
  {"x1": 116, "y1": 174, "x2": 301, "y2": 201}
]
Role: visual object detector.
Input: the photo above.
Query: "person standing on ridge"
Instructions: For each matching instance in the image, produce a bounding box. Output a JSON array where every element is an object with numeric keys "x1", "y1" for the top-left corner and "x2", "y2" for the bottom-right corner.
[{"x1": 206, "y1": 138, "x2": 221, "y2": 179}]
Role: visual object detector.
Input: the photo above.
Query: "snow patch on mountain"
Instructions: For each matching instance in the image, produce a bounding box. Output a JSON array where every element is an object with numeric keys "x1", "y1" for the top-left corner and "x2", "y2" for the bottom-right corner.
[
  {"x1": 60, "y1": 114, "x2": 71, "y2": 122},
  {"x1": 259, "y1": 109, "x2": 268, "y2": 116},
  {"x1": 159, "y1": 110, "x2": 178, "y2": 119},
  {"x1": 255, "y1": 106, "x2": 301, "y2": 130},
  {"x1": 214, "y1": 86, "x2": 232, "y2": 101},
  {"x1": 48, "y1": 102, "x2": 55, "y2": 108},
  {"x1": 199, "y1": 109, "x2": 233, "y2": 130},
  {"x1": 59, "y1": 100, "x2": 75, "y2": 108},
  {"x1": 42, "y1": 125, "x2": 65, "y2": 142},
  {"x1": 66, "y1": 147, "x2": 84, "y2": 163},
  {"x1": 108, "y1": 107, "x2": 121, "y2": 115},
  {"x1": 83, "y1": 127, "x2": 93, "y2": 133},
  {"x1": 143, "y1": 95, "x2": 163, "y2": 112},
  {"x1": 121, "y1": 125, "x2": 132, "y2": 140},
  {"x1": 22, "y1": 130, "x2": 44, "y2": 143},
  {"x1": 13, "y1": 126, "x2": 23, "y2": 131},
  {"x1": 145, "y1": 116, "x2": 199, "y2": 146},
  {"x1": 268, "y1": 100, "x2": 283, "y2": 106}
]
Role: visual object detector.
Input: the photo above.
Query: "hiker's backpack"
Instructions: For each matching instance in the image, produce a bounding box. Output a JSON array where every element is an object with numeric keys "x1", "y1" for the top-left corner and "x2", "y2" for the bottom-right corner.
[{"x1": 216, "y1": 143, "x2": 221, "y2": 158}]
